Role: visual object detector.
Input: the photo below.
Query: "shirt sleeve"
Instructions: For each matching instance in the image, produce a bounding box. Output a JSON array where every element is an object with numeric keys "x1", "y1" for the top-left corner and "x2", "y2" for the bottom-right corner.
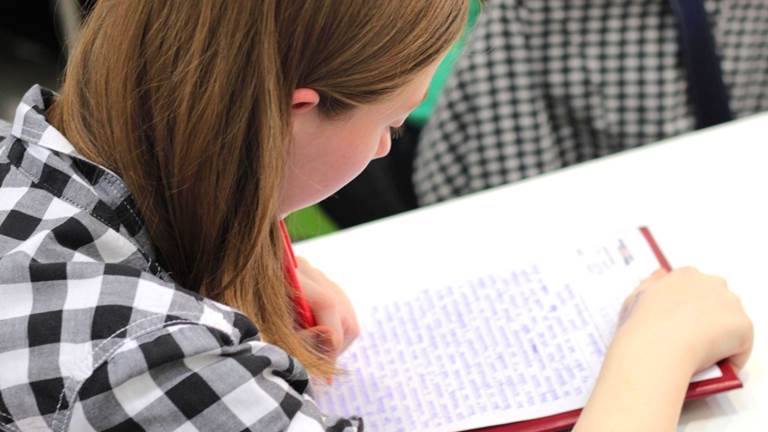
[{"x1": 67, "y1": 322, "x2": 362, "y2": 431}]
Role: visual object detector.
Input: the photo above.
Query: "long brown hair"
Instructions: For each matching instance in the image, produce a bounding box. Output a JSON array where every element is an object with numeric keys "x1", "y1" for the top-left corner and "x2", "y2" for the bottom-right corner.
[{"x1": 49, "y1": 0, "x2": 468, "y2": 378}]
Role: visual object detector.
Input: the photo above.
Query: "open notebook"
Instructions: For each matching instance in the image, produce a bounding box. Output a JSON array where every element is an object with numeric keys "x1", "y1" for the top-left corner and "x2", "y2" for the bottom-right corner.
[{"x1": 312, "y1": 227, "x2": 740, "y2": 432}]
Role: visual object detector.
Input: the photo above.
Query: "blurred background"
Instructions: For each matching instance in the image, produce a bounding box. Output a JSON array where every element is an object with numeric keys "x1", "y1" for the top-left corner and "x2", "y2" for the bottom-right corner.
[{"x1": 0, "y1": 1, "x2": 83, "y2": 120}]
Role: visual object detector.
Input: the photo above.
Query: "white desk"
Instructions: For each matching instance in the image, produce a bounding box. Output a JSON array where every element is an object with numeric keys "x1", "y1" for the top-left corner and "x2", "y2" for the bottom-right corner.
[{"x1": 295, "y1": 112, "x2": 768, "y2": 431}]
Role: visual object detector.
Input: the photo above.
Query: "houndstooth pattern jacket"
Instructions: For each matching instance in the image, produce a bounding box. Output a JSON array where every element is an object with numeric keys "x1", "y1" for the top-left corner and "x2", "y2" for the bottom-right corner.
[{"x1": 414, "y1": 0, "x2": 768, "y2": 205}]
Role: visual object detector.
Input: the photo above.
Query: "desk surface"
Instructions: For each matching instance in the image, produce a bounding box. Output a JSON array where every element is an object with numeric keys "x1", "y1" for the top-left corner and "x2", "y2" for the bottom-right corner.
[{"x1": 295, "y1": 112, "x2": 768, "y2": 431}]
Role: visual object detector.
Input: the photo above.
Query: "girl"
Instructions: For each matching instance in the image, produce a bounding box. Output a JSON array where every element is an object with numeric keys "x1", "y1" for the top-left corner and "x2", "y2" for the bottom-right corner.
[{"x1": 0, "y1": 1, "x2": 751, "y2": 431}]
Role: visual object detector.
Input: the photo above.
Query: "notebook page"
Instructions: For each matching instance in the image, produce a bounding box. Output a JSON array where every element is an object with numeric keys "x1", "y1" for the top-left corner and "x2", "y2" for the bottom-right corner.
[
  {"x1": 313, "y1": 229, "x2": 720, "y2": 431},
  {"x1": 574, "y1": 231, "x2": 721, "y2": 383}
]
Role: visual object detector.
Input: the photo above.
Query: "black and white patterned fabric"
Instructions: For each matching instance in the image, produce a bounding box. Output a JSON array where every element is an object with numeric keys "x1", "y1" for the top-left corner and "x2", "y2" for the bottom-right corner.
[
  {"x1": 0, "y1": 86, "x2": 361, "y2": 431},
  {"x1": 414, "y1": 0, "x2": 768, "y2": 205}
]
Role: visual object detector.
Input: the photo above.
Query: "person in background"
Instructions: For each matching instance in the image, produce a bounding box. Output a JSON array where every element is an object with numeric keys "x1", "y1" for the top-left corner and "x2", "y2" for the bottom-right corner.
[
  {"x1": 0, "y1": 1, "x2": 751, "y2": 431},
  {"x1": 414, "y1": 0, "x2": 768, "y2": 205}
]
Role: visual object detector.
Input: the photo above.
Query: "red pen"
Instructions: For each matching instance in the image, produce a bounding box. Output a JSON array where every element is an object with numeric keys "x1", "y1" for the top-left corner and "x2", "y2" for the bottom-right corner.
[{"x1": 279, "y1": 220, "x2": 317, "y2": 329}]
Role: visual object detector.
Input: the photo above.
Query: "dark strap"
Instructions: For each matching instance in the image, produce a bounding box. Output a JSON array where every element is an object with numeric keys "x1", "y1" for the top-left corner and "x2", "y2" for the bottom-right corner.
[{"x1": 670, "y1": 0, "x2": 734, "y2": 128}]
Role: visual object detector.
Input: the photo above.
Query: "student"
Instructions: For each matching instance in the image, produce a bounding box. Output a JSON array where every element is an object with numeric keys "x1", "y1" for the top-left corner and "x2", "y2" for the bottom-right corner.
[{"x1": 0, "y1": 1, "x2": 752, "y2": 431}]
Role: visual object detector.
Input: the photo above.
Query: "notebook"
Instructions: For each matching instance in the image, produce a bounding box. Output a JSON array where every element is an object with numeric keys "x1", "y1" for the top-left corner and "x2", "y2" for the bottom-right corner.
[{"x1": 312, "y1": 227, "x2": 741, "y2": 432}]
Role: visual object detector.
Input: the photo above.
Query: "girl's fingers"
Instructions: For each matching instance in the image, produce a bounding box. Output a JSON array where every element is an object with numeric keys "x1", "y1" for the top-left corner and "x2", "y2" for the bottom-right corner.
[
  {"x1": 639, "y1": 268, "x2": 668, "y2": 288},
  {"x1": 314, "y1": 308, "x2": 344, "y2": 358},
  {"x1": 624, "y1": 267, "x2": 667, "y2": 307},
  {"x1": 296, "y1": 256, "x2": 359, "y2": 356},
  {"x1": 300, "y1": 325, "x2": 332, "y2": 352}
]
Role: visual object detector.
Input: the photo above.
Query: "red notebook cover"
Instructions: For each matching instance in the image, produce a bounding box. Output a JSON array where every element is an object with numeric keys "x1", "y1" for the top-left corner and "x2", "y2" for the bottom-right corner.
[{"x1": 468, "y1": 227, "x2": 742, "y2": 432}]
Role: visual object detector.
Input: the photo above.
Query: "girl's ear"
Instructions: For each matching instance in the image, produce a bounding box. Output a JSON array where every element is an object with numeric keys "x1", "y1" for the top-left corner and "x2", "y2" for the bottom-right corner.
[{"x1": 291, "y1": 88, "x2": 320, "y2": 114}]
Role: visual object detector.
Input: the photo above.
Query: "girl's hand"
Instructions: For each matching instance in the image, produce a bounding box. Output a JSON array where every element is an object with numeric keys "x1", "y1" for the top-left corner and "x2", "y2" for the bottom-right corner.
[
  {"x1": 617, "y1": 266, "x2": 753, "y2": 375},
  {"x1": 574, "y1": 267, "x2": 753, "y2": 431},
  {"x1": 296, "y1": 257, "x2": 360, "y2": 359}
]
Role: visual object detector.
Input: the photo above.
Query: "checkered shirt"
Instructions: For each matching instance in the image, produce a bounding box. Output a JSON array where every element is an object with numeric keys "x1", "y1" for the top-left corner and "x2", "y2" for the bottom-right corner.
[
  {"x1": 0, "y1": 86, "x2": 362, "y2": 431},
  {"x1": 414, "y1": 0, "x2": 768, "y2": 205}
]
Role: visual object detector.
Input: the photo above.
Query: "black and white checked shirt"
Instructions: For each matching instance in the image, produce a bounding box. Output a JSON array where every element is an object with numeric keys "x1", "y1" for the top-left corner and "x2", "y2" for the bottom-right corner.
[
  {"x1": 0, "y1": 86, "x2": 361, "y2": 432},
  {"x1": 414, "y1": 0, "x2": 768, "y2": 205}
]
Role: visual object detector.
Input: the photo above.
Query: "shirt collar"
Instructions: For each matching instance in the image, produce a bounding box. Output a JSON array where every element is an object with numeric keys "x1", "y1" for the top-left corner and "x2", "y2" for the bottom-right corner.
[
  {"x1": 10, "y1": 85, "x2": 126, "y2": 180},
  {"x1": 3, "y1": 85, "x2": 168, "y2": 279},
  {"x1": 11, "y1": 85, "x2": 77, "y2": 154}
]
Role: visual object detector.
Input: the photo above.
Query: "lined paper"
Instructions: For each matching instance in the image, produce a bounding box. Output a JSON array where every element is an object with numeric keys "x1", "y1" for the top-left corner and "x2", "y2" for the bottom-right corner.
[{"x1": 314, "y1": 229, "x2": 721, "y2": 432}]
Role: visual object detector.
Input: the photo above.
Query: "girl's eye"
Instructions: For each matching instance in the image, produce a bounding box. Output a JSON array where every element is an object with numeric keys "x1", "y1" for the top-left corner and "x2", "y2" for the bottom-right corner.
[{"x1": 389, "y1": 126, "x2": 405, "y2": 141}]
